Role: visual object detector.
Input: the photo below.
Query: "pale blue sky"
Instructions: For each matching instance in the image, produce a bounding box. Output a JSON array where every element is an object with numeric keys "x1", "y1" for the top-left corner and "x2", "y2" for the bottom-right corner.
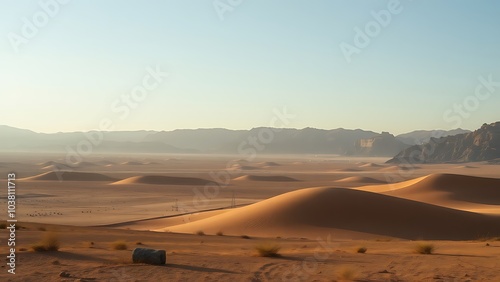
[{"x1": 1, "y1": 0, "x2": 499, "y2": 134}]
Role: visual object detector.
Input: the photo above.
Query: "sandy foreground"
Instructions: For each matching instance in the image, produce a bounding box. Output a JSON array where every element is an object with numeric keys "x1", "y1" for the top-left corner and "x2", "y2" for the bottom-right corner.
[{"x1": 1, "y1": 153, "x2": 500, "y2": 281}]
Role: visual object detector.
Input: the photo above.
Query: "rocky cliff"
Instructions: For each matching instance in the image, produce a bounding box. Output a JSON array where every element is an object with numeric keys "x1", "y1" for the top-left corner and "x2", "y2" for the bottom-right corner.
[{"x1": 387, "y1": 122, "x2": 500, "y2": 164}]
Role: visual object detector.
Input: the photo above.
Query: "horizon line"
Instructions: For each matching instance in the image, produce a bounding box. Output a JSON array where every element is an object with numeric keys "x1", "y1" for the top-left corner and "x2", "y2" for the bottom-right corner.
[{"x1": 0, "y1": 124, "x2": 477, "y2": 136}]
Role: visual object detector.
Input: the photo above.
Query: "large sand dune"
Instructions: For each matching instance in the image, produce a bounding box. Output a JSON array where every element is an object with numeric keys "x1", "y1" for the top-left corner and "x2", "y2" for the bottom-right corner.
[
  {"x1": 335, "y1": 176, "x2": 385, "y2": 184},
  {"x1": 22, "y1": 171, "x2": 118, "y2": 182},
  {"x1": 381, "y1": 174, "x2": 500, "y2": 205},
  {"x1": 165, "y1": 187, "x2": 500, "y2": 240},
  {"x1": 111, "y1": 175, "x2": 218, "y2": 186},
  {"x1": 233, "y1": 175, "x2": 299, "y2": 182}
]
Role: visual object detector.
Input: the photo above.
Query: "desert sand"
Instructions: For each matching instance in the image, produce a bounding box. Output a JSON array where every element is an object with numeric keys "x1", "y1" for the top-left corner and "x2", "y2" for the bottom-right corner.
[{"x1": 1, "y1": 153, "x2": 500, "y2": 281}]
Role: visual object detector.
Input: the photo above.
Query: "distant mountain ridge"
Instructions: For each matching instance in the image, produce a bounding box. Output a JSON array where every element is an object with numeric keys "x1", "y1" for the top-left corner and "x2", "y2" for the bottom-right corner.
[
  {"x1": 388, "y1": 122, "x2": 500, "y2": 164},
  {"x1": 396, "y1": 129, "x2": 472, "y2": 145},
  {"x1": 0, "y1": 125, "x2": 475, "y2": 156}
]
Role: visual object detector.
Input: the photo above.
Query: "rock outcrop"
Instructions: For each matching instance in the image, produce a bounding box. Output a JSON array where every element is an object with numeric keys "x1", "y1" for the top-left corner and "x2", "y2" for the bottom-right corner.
[
  {"x1": 388, "y1": 122, "x2": 500, "y2": 164},
  {"x1": 355, "y1": 132, "x2": 409, "y2": 157}
]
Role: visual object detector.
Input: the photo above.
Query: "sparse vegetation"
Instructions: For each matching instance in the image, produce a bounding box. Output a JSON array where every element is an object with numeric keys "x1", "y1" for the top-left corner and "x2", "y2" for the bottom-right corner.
[
  {"x1": 31, "y1": 232, "x2": 60, "y2": 252},
  {"x1": 111, "y1": 240, "x2": 128, "y2": 250},
  {"x1": 0, "y1": 223, "x2": 6, "y2": 229},
  {"x1": 196, "y1": 230, "x2": 205, "y2": 236},
  {"x1": 255, "y1": 243, "x2": 281, "y2": 257},
  {"x1": 241, "y1": 235, "x2": 251, "y2": 239},
  {"x1": 216, "y1": 231, "x2": 224, "y2": 236},
  {"x1": 356, "y1": 247, "x2": 367, "y2": 254},
  {"x1": 135, "y1": 241, "x2": 143, "y2": 245},
  {"x1": 38, "y1": 227, "x2": 46, "y2": 231},
  {"x1": 414, "y1": 243, "x2": 435, "y2": 254}
]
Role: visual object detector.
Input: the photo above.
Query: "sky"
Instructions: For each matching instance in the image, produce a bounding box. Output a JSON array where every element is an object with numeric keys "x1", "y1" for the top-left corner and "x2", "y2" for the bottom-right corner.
[{"x1": 1, "y1": 0, "x2": 499, "y2": 134}]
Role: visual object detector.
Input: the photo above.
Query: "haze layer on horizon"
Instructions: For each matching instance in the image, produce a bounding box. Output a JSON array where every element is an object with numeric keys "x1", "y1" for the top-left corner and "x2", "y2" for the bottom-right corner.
[{"x1": 1, "y1": 1, "x2": 499, "y2": 134}]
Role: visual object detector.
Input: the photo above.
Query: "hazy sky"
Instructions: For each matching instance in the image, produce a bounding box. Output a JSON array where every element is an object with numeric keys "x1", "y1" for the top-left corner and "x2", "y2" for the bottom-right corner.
[{"x1": 1, "y1": 1, "x2": 499, "y2": 134}]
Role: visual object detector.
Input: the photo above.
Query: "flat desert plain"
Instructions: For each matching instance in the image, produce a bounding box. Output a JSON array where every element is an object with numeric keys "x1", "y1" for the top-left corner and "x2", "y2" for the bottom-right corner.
[{"x1": 1, "y1": 153, "x2": 500, "y2": 281}]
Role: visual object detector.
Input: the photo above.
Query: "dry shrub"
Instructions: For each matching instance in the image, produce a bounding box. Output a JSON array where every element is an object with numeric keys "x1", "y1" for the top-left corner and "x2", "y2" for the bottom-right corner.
[
  {"x1": 255, "y1": 243, "x2": 281, "y2": 257},
  {"x1": 31, "y1": 232, "x2": 60, "y2": 252},
  {"x1": 414, "y1": 243, "x2": 434, "y2": 254},
  {"x1": 111, "y1": 240, "x2": 128, "y2": 250}
]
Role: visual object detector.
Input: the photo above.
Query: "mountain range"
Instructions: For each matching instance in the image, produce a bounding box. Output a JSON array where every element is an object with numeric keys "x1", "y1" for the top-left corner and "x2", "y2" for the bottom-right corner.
[{"x1": 0, "y1": 125, "x2": 474, "y2": 157}]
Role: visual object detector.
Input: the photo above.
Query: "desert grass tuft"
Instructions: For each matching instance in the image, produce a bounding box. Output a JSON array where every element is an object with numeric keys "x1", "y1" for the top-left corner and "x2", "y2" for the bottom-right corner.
[
  {"x1": 111, "y1": 240, "x2": 128, "y2": 250},
  {"x1": 414, "y1": 243, "x2": 435, "y2": 254},
  {"x1": 196, "y1": 230, "x2": 205, "y2": 236},
  {"x1": 31, "y1": 232, "x2": 60, "y2": 252},
  {"x1": 255, "y1": 242, "x2": 281, "y2": 257}
]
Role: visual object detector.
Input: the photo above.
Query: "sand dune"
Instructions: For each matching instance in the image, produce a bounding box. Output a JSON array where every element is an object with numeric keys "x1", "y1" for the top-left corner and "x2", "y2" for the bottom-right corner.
[
  {"x1": 233, "y1": 175, "x2": 299, "y2": 182},
  {"x1": 120, "y1": 161, "x2": 145, "y2": 165},
  {"x1": 359, "y1": 162, "x2": 384, "y2": 168},
  {"x1": 379, "y1": 165, "x2": 419, "y2": 172},
  {"x1": 22, "y1": 171, "x2": 118, "y2": 182},
  {"x1": 257, "y1": 161, "x2": 280, "y2": 167},
  {"x1": 335, "y1": 168, "x2": 361, "y2": 172},
  {"x1": 336, "y1": 176, "x2": 385, "y2": 184},
  {"x1": 165, "y1": 187, "x2": 500, "y2": 240},
  {"x1": 74, "y1": 161, "x2": 99, "y2": 167},
  {"x1": 38, "y1": 161, "x2": 66, "y2": 167},
  {"x1": 455, "y1": 165, "x2": 477, "y2": 169},
  {"x1": 380, "y1": 174, "x2": 500, "y2": 206},
  {"x1": 95, "y1": 160, "x2": 115, "y2": 165},
  {"x1": 39, "y1": 161, "x2": 98, "y2": 169},
  {"x1": 111, "y1": 175, "x2": 218, "y2": 186},
  {"x1": 41, "y1": 165, "x2": 57, "y2": 170},
  {"x1": 228, "y1": 164, "x2": 259, "y2": 171}
]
